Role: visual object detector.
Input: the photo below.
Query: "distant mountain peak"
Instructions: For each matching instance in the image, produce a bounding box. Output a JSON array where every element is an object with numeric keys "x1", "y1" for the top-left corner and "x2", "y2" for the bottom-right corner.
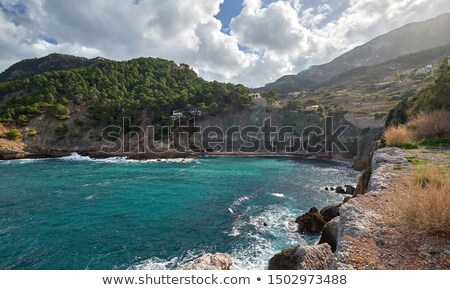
[{"x1": 265, "y1": 13, "x2": 450, "y2": 93}]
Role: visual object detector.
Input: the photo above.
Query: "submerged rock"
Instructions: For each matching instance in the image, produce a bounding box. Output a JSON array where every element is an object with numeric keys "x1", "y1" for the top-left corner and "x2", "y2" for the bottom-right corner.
[
  {"x1": 318, "y1": 217, "x2": 340, "y2": 252},
  {"x1": 320, "y1": 203, "x2": 342, "y2": 222},
  {"x1": 268, "y1": 244, "x2": 333, "y2": 270},
  {"x1": 295, "y1": 208, "x2": 325, "y2": 233},
  {"x1": 179, "y1": 253, "x2": 232, "y2": 270}
]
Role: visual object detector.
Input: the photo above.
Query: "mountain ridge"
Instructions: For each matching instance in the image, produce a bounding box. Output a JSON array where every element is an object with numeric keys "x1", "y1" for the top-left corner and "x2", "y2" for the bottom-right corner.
[
  {"x1": 0, "y1": 53, "x2": 108, "y2": 82},
  {"x1": 264, "y1": 12, "x2": 450, "y2": 93}
]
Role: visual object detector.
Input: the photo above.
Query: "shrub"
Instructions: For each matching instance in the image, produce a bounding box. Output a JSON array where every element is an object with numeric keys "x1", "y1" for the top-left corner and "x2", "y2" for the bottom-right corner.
[
  {"x1": 408, "y1": 110, "x2": 450, "y2": 140},
  {"x1": 26, "y1": 128, "x2": 37, "y2": 137},
  {"x1": 383, "y1": 125, "x2": 413, "y2": 146},
  {"x1": 51, "y1": 104, "x2": 71, "y2": 120},
  {"x1": 17, "y1": 115, "x2": 29, "y2": 125},
  {"x1": 55, "y1": 124, "x2": 69, "y2": 138},
  {"x1": 389, "y1": 166, "x2": 450, "y2": 235},
  {"x1": 5, "y1": 128, "x2": 21, "y2": 140}
]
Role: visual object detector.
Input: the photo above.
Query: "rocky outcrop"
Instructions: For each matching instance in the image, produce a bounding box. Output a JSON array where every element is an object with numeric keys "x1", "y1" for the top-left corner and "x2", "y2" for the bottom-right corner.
[
  {"x1": 353, "y1": 167, "x2": 371, "y2": 196},
  {"x1": 318, "y1": 217, "x2": 340, "y2": 252},
  {"x1": 295, "y1": 208, "x2": 326, "y2": 233},
  {"x1": 331, "y1": 147, "x2": 405, "y2": 269},
  {"x1": 271, "y1": 147, "x2": 408, "y2": 270},
  {"x1": 367, "y1": 147, "x2": 408, "y2": 194},
  {"x1": 320, "y1": 203, "x2": 341, "y2": 222},
  {"x1": 331, "y1": 203, "x2": 380, "y2": 269},
  {"x1": 179, "y1": 253, "x2": 232, "y2": 270},
  {"x1": 269, "y1": 244, "x2": 334, "y2": 270},
  {"x1": 345, "y1": 185, "x2": 355, "y2": 195},
  {"x1": 343, "y1": 196, "x2": 352, "y2": 203},
  {"x1": 335, "y1": 186, "x2": 346, "y2": 194}
]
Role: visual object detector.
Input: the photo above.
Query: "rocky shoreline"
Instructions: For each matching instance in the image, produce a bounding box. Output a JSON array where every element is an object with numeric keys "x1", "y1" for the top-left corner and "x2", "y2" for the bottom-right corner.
[
  {"x1": 267, "y1": 147, "x2": 410, "y2": 270},
  {"x1": 0, "y1": 148, "x2": 359, "y2": 167}
]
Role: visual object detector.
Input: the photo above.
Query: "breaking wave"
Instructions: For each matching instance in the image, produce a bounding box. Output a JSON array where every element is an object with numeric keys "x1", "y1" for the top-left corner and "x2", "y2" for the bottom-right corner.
[{"x1": 58, "y1": 152, "x2": 196, "y2": 163}]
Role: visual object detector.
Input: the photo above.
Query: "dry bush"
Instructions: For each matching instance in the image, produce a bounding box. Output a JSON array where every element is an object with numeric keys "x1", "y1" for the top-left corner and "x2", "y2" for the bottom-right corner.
[
  {"x1": 408, "y1": 110, "x2": 450, "y2": 140},
  {"x1": 383, "y1": 125, "x2": 413, "y2": 146},
  {"x1": 389, "y1": 166, "x2": 450, "y2": 236}
]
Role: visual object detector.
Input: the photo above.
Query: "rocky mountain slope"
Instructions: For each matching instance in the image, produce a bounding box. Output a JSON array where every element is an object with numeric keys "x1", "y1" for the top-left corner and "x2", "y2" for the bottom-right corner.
[{"x1": 264, "y1": 13, "x2": 450, "y2": 93}]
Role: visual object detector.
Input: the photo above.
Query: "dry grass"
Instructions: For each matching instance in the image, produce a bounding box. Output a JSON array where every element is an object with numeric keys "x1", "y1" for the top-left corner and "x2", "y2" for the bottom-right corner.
[
  {"x1": 388, "y1": 166, "x2": 450, "y2": 236},
  {"x1": 408, "y1": 110, "x2": 450, "y2": 140},
  {"x1": 383, "y1": 125, "x2": 413, "y2": 146}
]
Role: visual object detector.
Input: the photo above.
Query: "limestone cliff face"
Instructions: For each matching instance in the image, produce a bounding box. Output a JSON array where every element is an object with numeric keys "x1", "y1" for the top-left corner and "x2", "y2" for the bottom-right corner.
[{"x1": 1, "y1": 105, "x2": 379, "y2": 162}]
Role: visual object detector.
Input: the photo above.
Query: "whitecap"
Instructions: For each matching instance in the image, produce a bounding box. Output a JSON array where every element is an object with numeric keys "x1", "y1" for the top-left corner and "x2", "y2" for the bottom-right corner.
[
  {"x1": 85, "y1": 194, "x2": 96, "y2": 200},
  {"x1": 57, "y1": 153, "x2": 197, "y2": 164},
  {"x1": 131, "y1": 256, "x2": 179, "y2": 270},
  {"x1": 271, "y1": 193, "x2": 285, "y2": 198},
  {"x1": 131, "y1": 250, "x2": 204, "y2": 270},
  {"x1": 229, "y1": 226, "x2": 240, "y2": 236},
  {"x1": 231, "y1": 196, "x2": 249, "y2": 207},
  {"x1": 285, "y1": 220, "x2": 298, "y2": 233},
  {"x1": 230, "y1": 205, "x2": 302, "y2": 270},
  {"x1": 0, "y1": 158, "x2": 47, "y2": 165},
  {"x1": 59, "y1": 152, "x2": 93, "y2": 161}
]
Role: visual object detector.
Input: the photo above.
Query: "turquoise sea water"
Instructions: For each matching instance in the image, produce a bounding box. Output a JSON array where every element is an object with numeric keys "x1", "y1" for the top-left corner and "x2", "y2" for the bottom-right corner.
[{"x1": 0, "y1": 154, "x2": 357, "y2": 270}]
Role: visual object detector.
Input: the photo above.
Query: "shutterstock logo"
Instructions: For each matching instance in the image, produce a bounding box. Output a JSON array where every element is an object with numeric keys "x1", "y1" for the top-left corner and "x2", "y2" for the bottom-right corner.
[{"x1": 100, "y1": 116, "x2": 349, "y2": 154}]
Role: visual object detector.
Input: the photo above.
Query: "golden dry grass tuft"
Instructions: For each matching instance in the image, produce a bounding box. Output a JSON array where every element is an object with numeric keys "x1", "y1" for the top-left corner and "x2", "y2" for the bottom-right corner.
[
  {"x1": 383, "y1": 125, "x2": 413, "y2": 146},
  {"x1": 388, "y1": 166, "x2": 450, "y2": 236},
  {"x1": 408, "y1": 110, "x2": 450, "y2": 140}
]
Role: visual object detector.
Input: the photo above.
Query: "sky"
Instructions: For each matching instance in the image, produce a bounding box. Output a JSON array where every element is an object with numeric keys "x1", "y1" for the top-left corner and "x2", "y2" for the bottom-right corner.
[{"x1": 0, "y1": 0, "x2": 449, "y2": 87}]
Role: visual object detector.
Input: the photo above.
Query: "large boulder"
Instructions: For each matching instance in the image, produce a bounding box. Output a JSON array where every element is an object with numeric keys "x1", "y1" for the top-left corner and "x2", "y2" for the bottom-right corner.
[
  {"x1": 268, "y1": 244, "x2": 333, "y2": 270},
  {"x1": 318, "y1": 217, "x2": 340, "y2": 252},
  {"x1": 179, "y1": 253, "x2": 232, "y2": 270},
  {"x1": 295, "y1": 208, "x2": 326, "y2": 233},
  {"x1": 320, "y1": 203, "x2": 342, "y2": 222},
  {"x1": 345, "y1": 185, "x2": 355, "y2": 195},
  {"x1": 335, "y1": 186, "x2": 346, "y2": 194}
]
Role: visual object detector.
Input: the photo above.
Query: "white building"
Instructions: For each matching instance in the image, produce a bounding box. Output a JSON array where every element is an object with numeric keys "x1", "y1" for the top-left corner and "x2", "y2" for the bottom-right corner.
[
  {"x1": 415, "y1": 64, "x2": 433, "y2": 76},
  {"x1": 172, "y1": 110, "x2": 183, "y2": 117},
  {"x1": 249, "y1": 93, "x2": 262, "y2": 99},
  {"x1": 190, "y1": 109, "x2": 202, "y2": 116},
  {"x1": 305, "y1": 105, "x2": 319, "y2": 112}
]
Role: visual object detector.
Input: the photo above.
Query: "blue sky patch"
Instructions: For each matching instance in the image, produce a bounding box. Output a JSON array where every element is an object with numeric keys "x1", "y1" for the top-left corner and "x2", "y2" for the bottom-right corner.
[
  {"x1": 0, "y1": 2, "x2": 26, "y2": 16},
  {"x1": 41, "y1": 35, "x2": 58, "y2": 45},
  {"x1": 216, "y1": 0, "x2": 244, "y2": 33}
]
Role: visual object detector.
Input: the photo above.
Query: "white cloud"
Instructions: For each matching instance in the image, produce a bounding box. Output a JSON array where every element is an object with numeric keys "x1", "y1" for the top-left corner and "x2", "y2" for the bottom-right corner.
[
  {"x1": 0, "y1": 0, "x2": 449, "y2": 87},
  {"x1": 231, "y1": 0, "x2": 309, "y2": 54}
]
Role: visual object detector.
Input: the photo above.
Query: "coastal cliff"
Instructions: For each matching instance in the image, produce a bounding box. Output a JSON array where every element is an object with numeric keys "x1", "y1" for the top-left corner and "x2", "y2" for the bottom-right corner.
[
  {"x1": 270, "y1": 147, "x2": 449, "y2": 270},
  {"x1": 0, "y1": 105, "x2": 380, "y2": 163},
  {"x1": 331, "y1": 147, "x2": 408, "y2": 269}
]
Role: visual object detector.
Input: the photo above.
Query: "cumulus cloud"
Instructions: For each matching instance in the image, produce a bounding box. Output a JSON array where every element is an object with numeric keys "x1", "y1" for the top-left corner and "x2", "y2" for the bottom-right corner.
[
  {"x1": 231, "y1": 0, "x2": 309, "y2": 54},
  {"x1": 0, "y1": 0, "x2": 449, "y2": 87}
]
